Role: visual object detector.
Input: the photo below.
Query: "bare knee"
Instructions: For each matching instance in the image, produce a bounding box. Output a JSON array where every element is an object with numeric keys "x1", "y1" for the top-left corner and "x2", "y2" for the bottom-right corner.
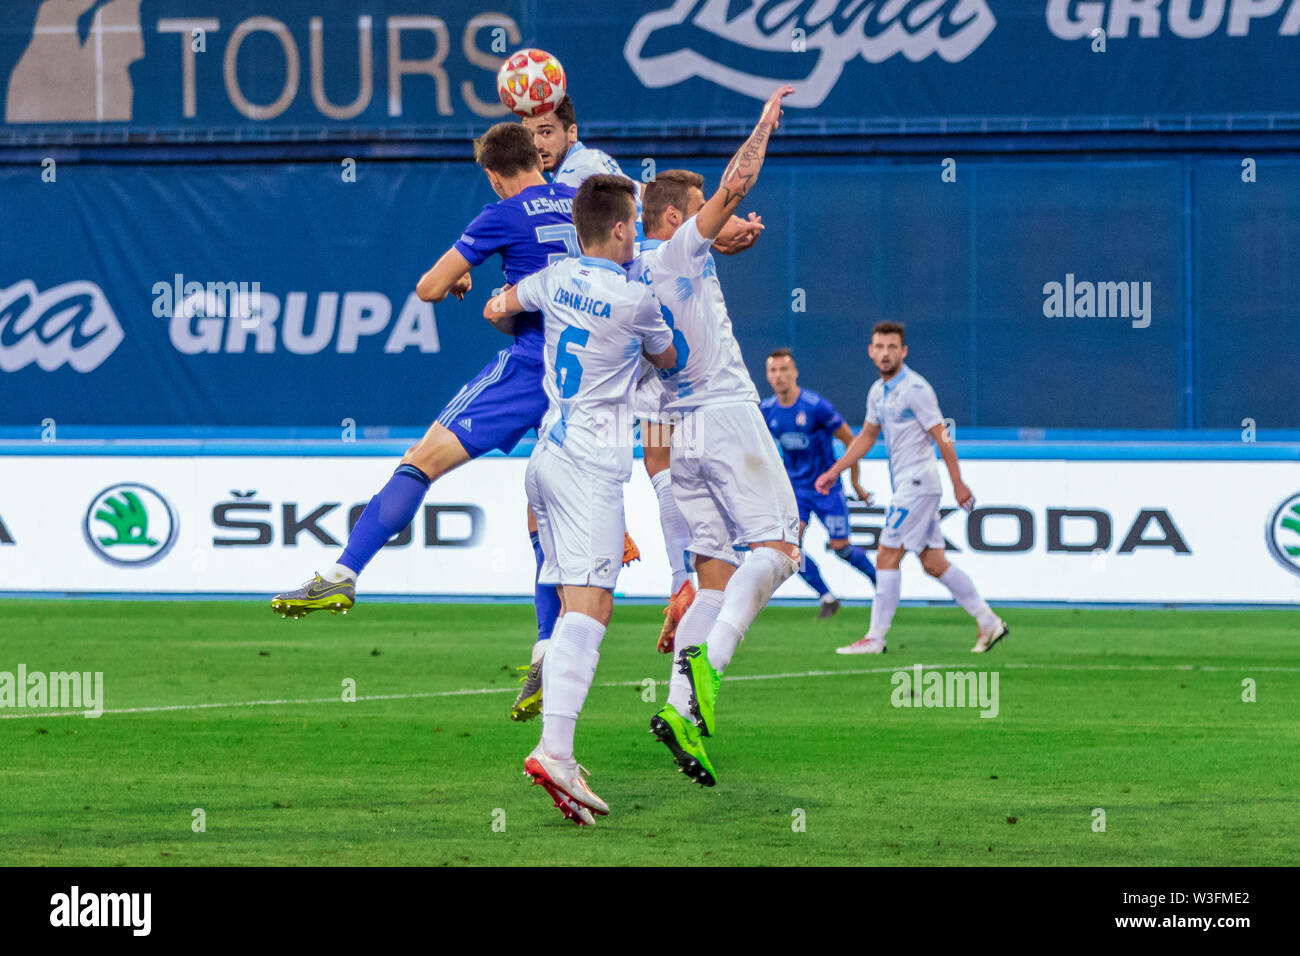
[
  {"x1": 920, "y1": 549, "x2": 950, "y2": 578},
  {"x1": 876, "y1": 546, "x2": 904, "y2": 571},
  {"x1": 401, "y1": 424, "x2": 469, "y2": 480},
  {"x1": 694, "y1": 555, "x2": 736, "y2": 591}
]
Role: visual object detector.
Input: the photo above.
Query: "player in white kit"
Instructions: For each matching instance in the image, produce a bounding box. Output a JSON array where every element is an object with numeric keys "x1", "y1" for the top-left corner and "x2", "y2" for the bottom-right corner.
[
  {"x1": 815, "y1": 321, "x2": 1009, "y2": 654},
  {"x1": 628, "y1": 86, "x2": 800, "y2": 788},
  {"x1": 485, "y1": 175, "x2": 677, "y2": 825},
  {"x1": 522, "y1": 97, "x2": 766, "y2": 652}
]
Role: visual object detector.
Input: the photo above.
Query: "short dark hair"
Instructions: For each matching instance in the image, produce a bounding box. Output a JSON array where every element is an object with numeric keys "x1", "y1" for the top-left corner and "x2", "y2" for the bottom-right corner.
[
  {"x1": 871, "y1": 321, "x2": 906, "y2": 345},
  {"x1": 553, "y1": 95, "x2": 576, "y2": 130},
  {"x1": 767, "y1": 348, "x2": 795, "y2": 363},
  {"x1": 642, "y1": 169, "x2": 705, "y2": 233},
  {"x1": 473, "y1": 122, "x2": 540, "y2": 176},
  {"x1": 573, "y1": 174, "x2": 637, "y2": 249}
]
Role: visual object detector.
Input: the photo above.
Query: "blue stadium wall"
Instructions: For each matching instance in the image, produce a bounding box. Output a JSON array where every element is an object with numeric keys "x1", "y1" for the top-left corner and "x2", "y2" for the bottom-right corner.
[{"x1": 3, "y1": 0, "x2": 1299, "y2": 431}]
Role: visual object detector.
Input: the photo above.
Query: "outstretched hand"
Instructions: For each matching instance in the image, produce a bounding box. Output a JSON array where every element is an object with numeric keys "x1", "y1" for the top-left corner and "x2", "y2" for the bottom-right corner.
[{"x1": 760, "y1": 85, "x2": 795, "y2": 131}]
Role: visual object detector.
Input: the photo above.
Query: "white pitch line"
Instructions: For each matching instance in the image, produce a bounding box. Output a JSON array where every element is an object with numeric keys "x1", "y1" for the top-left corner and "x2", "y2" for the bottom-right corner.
[{"x1": 2, "y1": 661, "x2": 1297, "y2": 721}]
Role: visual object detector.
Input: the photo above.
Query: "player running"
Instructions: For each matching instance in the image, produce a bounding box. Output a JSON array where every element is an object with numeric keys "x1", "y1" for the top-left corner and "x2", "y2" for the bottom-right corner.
[
  {"x1": 485, "y1": 175, "x2": 677, "y2": 825},
  {"x1": 762, "y1": 348, "x2": 877, "y2": 619},
  {"x1": 270, "y1": 124, "x2": 575, "y2": 622},
  {"x1": 814, "y1": 322, "x2": 1009, "y2": 654},
  {"x1": 631, "y1": 85, "x2": 801, "y2": 788}
]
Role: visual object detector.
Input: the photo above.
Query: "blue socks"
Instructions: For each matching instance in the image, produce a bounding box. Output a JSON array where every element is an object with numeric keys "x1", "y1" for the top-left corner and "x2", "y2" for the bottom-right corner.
[
  {"x1": 835, "y1": 544, "x2": 878, "y2": 585},
  {"x1": 531, "y1": 531, "x2": 561, "y2": 643},
  {"x1": 798, "y1": 553, "x2": 831, "y2": 597},
  {"x1": 338, "y1": 464, "x2": 430, "y2": 575}
]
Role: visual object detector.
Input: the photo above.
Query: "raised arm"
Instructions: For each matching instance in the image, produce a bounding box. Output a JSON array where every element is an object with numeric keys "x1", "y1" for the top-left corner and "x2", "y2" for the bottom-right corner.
[
  {"x1": 417, "y1": 248, "x2": 473, "y2": 303},
  {"x1": 815, "y1": 420, "x2": 880, "y2": 496},
  {"x1": 695, "y1": 85, "x2": 794, "y2": 241}
]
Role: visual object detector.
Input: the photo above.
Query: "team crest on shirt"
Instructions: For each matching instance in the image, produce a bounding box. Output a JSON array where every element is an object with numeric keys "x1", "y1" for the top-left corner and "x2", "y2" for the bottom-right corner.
[{"x1": 796, "y1": 411, "x2": 807, "y2": 427}]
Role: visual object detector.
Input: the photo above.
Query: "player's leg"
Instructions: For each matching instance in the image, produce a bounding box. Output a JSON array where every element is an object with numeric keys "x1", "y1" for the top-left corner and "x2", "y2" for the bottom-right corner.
[
  {"x1": 835, "y1": 494, "x2": 930, "y2": 654},
  {"x1": 836, "y1": 544, "x2": 902, "y2": 654},
  {"x1": 642, "y1": 414, "x2": 696, "y2": 649},
  {"x1": 677, "y1": 405, "x2": 801, "y2": 737},
  {"x1": 513, "y1": 497, "x2": 561, "y2": 721},
  {"x1": 649, "y1": 430, "x2": 725, "y2": 786},
  {"x1": 269, "y1": 422, "x2": 470, "y2": 618},
  {"x1": 794, "y1": 507, "x2": 839, "y2": 618},
  {"x1": 820, "y1": 488, "x2": 877, "y2": 585},
  {"x1": 525, "y1": 453, "x2": 621, "y2": 822},
  {"x1": 271, "y1": 348, "x2": 538, "y2": 618},
  {"x1": 918, "y1": 545, "x2": 1008, "y2": 652}
]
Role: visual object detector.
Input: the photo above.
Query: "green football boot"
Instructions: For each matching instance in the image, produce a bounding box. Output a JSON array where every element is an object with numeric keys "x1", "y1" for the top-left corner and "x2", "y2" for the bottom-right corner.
[
  {"x1": 270, "y1": 572, "x2": 355, "y2": 618},
  {"x1": 678, "y1": 643, "x2": 721, "y2": 737},
  {"x1": 649, "y1": 704, "x2": 717, "y2": 788},
  {"x1": 510, "y1": 661, "x2": 543, "y2": 722}
]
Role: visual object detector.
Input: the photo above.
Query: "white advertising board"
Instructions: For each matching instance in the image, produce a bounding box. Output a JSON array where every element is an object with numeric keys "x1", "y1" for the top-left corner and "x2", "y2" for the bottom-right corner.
[{"x1": 1, "y1": 455, "x2": 1298, "y2": 604}]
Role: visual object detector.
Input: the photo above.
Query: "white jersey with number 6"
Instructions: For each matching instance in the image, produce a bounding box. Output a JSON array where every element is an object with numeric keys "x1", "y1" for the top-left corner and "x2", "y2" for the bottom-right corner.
[
  {"x1": 628, "y1": 215, "x2": 759, "y2": 413},
  {"x1": 515, "y1": 255, "x2": 673, "y2": 480}
]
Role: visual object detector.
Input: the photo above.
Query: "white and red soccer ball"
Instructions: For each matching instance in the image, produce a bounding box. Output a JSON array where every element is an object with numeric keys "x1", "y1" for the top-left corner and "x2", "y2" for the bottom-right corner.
[{"x1": 497, "y1": 48, "x2": 566, "y2": 117}]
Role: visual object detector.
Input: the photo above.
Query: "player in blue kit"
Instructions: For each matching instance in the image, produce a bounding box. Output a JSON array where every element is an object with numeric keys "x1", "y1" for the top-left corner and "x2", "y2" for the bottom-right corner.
[
  {"x1": 270, "y1": 123, "x2": 577, "y2": 620},
  {"x1": 762, "y1": 348, "x2": 877, "y2": 617}
]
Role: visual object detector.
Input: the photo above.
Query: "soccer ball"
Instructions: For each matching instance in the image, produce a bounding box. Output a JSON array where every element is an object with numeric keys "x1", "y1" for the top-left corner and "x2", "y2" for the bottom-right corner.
[{"x1": 497, "y1": 48, "x2": 566, "y2": 117}]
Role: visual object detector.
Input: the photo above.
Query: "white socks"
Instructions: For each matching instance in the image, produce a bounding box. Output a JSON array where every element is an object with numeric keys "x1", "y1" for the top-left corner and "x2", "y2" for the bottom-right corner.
[
  {"x1": 866, "y1": 568, "x2": 901, "y2": 640},
  {"x1": 707, "y1": 547, "x2": 797, "y2": 671},
  {"x1": 530, "y1": 637, "x2": 548, "y2": 665},
  {"x1": 650, "y1": 469, "x2": 692, "y2": 593},
  {"x1": 668, "y1": 588, "x2": 724, "y2": 714},
  {"x1": 325, "y1": 563, "x2": 355, "y2": 583},
  {"x1": 540, "y1": 611, "x2": 606, "y2": 761},
  {"x1": 939, "y1": 565, "x2": 998, "y2": 630}
]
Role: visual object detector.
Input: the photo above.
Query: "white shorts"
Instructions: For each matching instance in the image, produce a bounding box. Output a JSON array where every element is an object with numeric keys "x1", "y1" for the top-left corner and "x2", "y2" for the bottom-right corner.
[
  {"x1": 632, "y1": 372, "x2": 669, "y2": 424},
  {"x1": 879, "y1": 492, "x2": 945, "y2": 553},
  {"x1": 669, "y1": 402, "x2": 800, "y2": 566},
  {"x1": 525, "y1": 446, "x2": 626, "y2": 589}
]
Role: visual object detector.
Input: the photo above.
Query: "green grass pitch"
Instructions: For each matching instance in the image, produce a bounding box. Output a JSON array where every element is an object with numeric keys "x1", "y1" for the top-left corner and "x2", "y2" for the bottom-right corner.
[{"x1": 2, "y1": 600, "x2": 1296, "y2": 866}]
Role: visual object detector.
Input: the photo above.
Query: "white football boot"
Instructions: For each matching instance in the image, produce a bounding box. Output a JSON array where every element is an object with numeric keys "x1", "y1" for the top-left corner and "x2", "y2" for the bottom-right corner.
[
  {"x1": 835, "y1": 635, "x2": 887, "y2": 655},
  {"x1": 524, "y1": 744, "x2": 609, "y2": 825},
  {"x1": 971, "y1": 618, "x2": 1009, "y2": 653}
]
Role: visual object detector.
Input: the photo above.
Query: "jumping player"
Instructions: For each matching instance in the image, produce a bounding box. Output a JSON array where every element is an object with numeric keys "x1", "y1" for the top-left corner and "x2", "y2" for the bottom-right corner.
[
  {"x1": 815, "y1": 321, "x2": 1009, "y2": 654},
  {"x1": 762, "y1": 348, "x2": 877, "y2": 619},
  {"x1": 631, "y1": 85, "x2": 801, "y2": 788},
  {"x1": 516, "y1": 96, "x2": 764, "y2": 678},
  {"x1": 270, "y1": 124, "x2": 575, "y2": 621},
  {"x1": 485, "y1": 175, "x2": 677, "y2": 825}
]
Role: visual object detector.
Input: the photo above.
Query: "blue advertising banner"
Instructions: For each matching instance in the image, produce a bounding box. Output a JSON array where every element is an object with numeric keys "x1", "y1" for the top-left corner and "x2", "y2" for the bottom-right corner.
[
  {"x1": 2, "y1": 1, "x2": 1299, "y2": 144},
  {"x1": 4, "y1": 153, "x2": 1299, "y2": 430}
]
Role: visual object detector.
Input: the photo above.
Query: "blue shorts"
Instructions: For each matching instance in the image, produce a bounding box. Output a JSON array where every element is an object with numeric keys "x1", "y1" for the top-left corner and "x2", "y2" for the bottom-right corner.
[
  {"x1": 796, "y1": 486, "x2": 851, "y2": 540},
  {"x1": 436, "y1": 347, "x2": 547, "y2": 458}
]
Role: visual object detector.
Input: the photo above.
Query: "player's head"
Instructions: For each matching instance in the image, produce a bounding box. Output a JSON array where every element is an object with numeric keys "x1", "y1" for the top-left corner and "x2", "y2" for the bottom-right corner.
[
  {"x1": 573, "y1": 174, "x2": 639, "y2": 262},
  {"x1": 520, "y1": 96, "x2": 578, "y2": 173},
  {"x1": 473, "y1": 122, "x2": 542, "y2": 198},
  {"x1": 642, "y1": 169, "x2": 705, "y2": 240},
  {"x1": 766, "y1": 348, "x2": 799, "y2": 397},
  {"x1": 869, "y1": 321, "x2": 907, "y2": 376}
]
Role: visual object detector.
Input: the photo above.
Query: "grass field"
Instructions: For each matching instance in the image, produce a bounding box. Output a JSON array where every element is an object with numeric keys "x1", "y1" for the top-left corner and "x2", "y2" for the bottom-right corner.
[{"x1": 1, "y1": 600, "x2": 1297, "y2": 866}]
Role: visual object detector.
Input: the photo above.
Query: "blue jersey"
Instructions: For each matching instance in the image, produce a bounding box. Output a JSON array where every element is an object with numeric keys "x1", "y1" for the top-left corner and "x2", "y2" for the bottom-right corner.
[
  {"x1": 453, "y1": 182, "x2": 579, "y2": 360},
  {"x1": 761, "y1": 388, "x2": 846, "y2": 491}
]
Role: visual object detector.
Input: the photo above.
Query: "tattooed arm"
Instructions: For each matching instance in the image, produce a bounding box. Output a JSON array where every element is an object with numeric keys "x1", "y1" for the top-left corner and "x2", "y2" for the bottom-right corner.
[{"x1": 694, "y1": 85, "x2": 795, "y2": 241}]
